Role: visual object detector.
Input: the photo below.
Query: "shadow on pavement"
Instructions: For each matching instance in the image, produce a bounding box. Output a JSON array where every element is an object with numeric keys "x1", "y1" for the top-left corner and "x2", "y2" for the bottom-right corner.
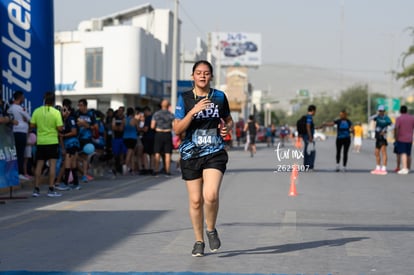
[
  {"x1": 217, "y1": 237, "x2": 369, "y2": 257},
  {"x1": 221, "y1": 221, "x2": 414, "y2": 232}
]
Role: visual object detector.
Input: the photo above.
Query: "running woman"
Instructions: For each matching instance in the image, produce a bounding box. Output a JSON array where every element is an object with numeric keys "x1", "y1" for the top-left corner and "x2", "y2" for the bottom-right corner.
[{"x1": 173, "y1": 60, "x2": 233, "y2": 257}]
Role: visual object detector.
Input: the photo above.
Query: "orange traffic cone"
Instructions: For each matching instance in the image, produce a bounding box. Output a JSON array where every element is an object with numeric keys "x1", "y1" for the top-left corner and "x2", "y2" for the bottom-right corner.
[
  {"x1": 291, "y1": 163, "x2": 299, "y2": 180},
  {"x1": 288, "y1": 177, "x2": 298, "y2": 197},
  {"x1": 295, "y1": 136, "x2": 302, "y2": 149}
]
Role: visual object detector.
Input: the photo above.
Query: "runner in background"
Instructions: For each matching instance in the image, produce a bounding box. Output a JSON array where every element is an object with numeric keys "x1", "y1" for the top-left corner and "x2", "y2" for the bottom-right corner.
[{"x1": 244, "y1": 115, "x2": 259, "y2": 157}]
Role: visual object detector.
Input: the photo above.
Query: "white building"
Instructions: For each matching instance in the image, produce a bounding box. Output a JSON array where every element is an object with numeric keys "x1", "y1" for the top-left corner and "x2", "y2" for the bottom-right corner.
[{"x1": 54, "y1": 4, "x2": 180, "y2": 111}]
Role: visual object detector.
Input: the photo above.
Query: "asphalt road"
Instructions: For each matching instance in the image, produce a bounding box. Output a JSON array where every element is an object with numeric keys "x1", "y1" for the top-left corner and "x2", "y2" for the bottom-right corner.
[{"x1": 1, "y1": 137, "x2": 413, "y2": 275}]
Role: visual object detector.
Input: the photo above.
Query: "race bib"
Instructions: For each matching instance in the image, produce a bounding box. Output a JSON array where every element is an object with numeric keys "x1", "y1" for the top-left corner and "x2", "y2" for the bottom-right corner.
[{"x1": 192, "y1": 128, "x2": 219, "y2": 147}]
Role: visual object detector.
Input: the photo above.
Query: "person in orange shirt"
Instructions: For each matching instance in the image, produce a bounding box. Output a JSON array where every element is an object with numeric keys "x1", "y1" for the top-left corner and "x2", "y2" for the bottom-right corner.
[{"x1": 353, "y1": 122, "x2": 363, "y2": 153}]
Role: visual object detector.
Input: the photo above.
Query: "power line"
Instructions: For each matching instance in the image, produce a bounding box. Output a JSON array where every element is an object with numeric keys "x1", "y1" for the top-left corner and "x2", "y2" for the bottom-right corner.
[{"x1": 179, "y1": 2, "x2": 205, "y2": 38}]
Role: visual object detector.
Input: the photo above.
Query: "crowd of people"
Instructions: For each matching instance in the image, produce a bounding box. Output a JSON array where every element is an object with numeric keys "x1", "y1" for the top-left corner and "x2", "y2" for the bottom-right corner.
[
  {"x1": 1, "y1": 90, "x2": 180, "y2": 197},
  {"x1": 298, "y1": 104, "x2": 414, "y2": 175}
]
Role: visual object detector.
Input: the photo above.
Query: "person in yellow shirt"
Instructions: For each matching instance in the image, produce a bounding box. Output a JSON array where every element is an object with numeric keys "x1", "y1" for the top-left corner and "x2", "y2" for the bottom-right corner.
[
  {"x1": 30, "y1": 92, "x2": 64, "y2": 197},
  {"x1": 353, "y1": 122, "x2": 363, "y2": 153}
]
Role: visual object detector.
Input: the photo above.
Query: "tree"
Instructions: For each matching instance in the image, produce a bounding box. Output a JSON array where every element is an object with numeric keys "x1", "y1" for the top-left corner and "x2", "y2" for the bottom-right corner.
[
  {"x1": 286, "y1": 84, "x2": 385, "y2": 127},
  {"x1": 337, "y1": 84, "x2": 368, "y2": 123},
  {"x1": 396, "y1": 27, "x2": 414, "y2": 88}
]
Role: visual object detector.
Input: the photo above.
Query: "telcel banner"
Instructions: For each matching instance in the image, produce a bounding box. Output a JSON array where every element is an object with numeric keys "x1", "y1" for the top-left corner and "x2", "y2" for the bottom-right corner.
[
  {"x1": 1, "y1": 0, "x2": 55, "y2": 114},
  {"x1": 0, "y1": 123, "x2": 18, "y2": 188}
]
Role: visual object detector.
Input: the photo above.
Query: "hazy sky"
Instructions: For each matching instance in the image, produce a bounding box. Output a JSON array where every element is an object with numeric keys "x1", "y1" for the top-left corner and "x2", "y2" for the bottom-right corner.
[{"x1": 54, "y1": 0, "x2": 414, "y2": 82}]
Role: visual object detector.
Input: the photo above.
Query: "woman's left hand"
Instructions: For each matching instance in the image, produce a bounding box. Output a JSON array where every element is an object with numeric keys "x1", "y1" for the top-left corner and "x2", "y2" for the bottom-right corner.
[{"x1": 219, "y1": 118, "x2": 228, "y2": 137}]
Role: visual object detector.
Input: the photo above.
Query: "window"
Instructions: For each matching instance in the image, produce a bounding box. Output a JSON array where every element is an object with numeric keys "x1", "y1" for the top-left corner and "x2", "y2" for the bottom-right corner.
[{"x1": 85, "y1": 48, "x2": 103, "y2": 88}]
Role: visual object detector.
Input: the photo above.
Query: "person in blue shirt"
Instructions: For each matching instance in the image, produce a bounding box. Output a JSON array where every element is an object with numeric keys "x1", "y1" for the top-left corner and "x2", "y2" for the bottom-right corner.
[
  {"x1": 122, "y1": 107, "x2": 139, "y2": 174},
  {"x1": 302, "y1": 105, "x2": 317, "y2": 170},
  {"x1": 75, "y1": 99, "x2": 96, "y2": 182},
  {"x1": 173, "y1": 60, "x2": 233, "y2": 257},
  {"x1": 58, "y1": 100, "x2": 80, "y2": 190},
  {"x1": 324, "y1": 110, "x2": 353, "y2": 172}
]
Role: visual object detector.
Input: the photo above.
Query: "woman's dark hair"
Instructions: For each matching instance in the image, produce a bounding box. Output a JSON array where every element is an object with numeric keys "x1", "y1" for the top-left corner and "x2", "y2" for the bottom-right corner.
[
  {"x1": 44, "y1": 92, "x2": 55, "y2": 105},
  {"x1": 126, "y1": 107, "x2": 134, "y2": 116},
  {"x1": 192, "y1": 60, "x2": 213, "y2": 77}
]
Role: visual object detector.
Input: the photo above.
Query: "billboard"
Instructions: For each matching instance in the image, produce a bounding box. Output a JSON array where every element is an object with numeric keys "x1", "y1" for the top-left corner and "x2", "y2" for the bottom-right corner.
[
  {"x1": 210, "y1": 32, "x2": 262, "y2": 67},
  {"x1": 0, "y1": 0, "x2": 55, "y2": 114}
]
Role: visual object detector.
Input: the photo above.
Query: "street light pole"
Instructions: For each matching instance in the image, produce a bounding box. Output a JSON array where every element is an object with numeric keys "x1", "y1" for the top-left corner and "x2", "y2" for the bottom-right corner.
[{"x1": 170, "y1": 0, "x2": 179, "y2": 111}]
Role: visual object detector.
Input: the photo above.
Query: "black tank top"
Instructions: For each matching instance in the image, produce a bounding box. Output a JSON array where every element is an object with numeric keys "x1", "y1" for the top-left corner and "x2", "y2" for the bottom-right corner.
[{"x1": 248, "y1": 121, "x2": 256, "y2": 135}]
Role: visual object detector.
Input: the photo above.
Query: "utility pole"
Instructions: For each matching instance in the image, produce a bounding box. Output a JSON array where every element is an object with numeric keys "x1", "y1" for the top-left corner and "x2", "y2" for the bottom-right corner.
[
  {"x1": 339, "y1": 0, "x2": 344, "y2": 91},
  {"x1": 170, "y1": 0, "x2": 179, "y2": 111}
]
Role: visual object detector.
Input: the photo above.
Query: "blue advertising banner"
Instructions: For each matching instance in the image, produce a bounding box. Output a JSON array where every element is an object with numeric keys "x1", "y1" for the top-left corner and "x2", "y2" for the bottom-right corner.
[
  {"x1": 0, "y1": 123, "x2": 18, "y2": 188},
  {"x1": 1, "y1": 0, "x2": 55, "y2": 114}
]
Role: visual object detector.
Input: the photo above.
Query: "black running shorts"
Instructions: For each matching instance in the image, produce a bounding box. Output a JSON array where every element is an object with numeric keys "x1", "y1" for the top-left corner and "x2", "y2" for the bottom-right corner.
[
  {"x1": 180, "y1": 150, "x2": 228, "y2": 180},
  {"x1": 35, "y1": 144, "x2": 60, "y2": 161},
  {"x1": 153, "y1": 132, "x2": 173, "y2": 154},
  {"x1": 375, "y1": 138, "x2": 387, "y2": 149}
]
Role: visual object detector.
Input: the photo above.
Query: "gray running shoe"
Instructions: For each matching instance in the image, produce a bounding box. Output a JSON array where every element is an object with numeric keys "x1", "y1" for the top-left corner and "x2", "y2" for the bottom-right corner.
[
  {"x1": 191, "y1": 241, "x2": 205, "y2": 257},
  {"x1": 206, "y1": 229, "x2": 221, "y2": 252},
  {"x1": 71, "y1": 184, "x2": 82, "y2": 190},
  {"x1": 47, "y1": 188, "x2": 62, "y2": 197},
  {"x1": 55, "y1": 183, "x2": 70, "y2": 191},
  {"x1": 32, "y1": 187, "x2": 40, "y2": 197}
]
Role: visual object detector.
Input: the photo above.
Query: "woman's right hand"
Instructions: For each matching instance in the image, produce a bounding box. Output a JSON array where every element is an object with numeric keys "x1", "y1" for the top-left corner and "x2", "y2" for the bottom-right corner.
[{"x1": 191, "y1": 98, "x2": 211, "y2": 116}]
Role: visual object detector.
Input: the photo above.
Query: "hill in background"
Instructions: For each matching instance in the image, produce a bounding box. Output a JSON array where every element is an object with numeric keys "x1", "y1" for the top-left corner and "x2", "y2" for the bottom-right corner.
[{"x1": 248, "y1": 63, "x2": 406, "y2": 112}]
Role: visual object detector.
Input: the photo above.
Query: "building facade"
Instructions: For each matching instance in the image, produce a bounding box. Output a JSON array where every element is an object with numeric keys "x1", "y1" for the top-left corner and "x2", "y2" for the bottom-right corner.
[{"x1": 54, "y1": 4, "x2": 180, "y2": 111}]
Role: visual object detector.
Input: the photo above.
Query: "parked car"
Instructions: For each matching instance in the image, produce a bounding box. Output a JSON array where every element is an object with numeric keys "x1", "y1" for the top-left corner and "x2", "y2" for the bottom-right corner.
[{"x1": 223, "y1": 42, "x2": 246, "y2": 57}]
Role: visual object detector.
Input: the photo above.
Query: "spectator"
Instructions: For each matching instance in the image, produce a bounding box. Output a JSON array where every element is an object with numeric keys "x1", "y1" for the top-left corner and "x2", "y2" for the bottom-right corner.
[
  {"x1": 265, "y1": 124, "x2": 273, "y2": 147},
  {"x1": 123, "y1": 107, "x2": 139, "y2": 175},
  {"x1": 57, "y1": 100, "x2": 81, "y2": 190},
  {"x1": 75, "y1": 99, "x2": 97, "y2": 182},
  {"x1": 111, "y1": 106, "x2": 126, "y2": 176},
  {"x1": 30, "y1": 92, "x2": 63, "y2": 197},
  {"x1": 23, "y1": 131, "x2": 36, "y2": 179},
  {"x1": 0, "y1": 97, "x2": 18, "y2": 126},
  {"x1": 135, "y1": 109, "x2": 147, "y2": 174},
  {"x1": 353, "y1": 121, "x2": 363, "y2": 153},
  {"x1": 394, "y1": 105, "x2": 414, "y2": 175},
  {"x1": 8, "y1": 91, "x2": 31, "y2": 181},
  {"x1": 151, "y1": 99, "x2": 175, "y2": 176},
  {"x1": 235, "y1": 118, "x2": 245, "y2": 147},
  {"x1": 92, "y1": 110, "x2": 106, "y2": 162},
  {"x1": 243, "y1": 115, "x2": 260, "y2": 157},
  {"x1": 370, "y1": 105, "x2": 392, "y2": 175},
  {"x1": 302, "y1": 105, "x2": 317, "y2": 171},
  {"x1": 324, "y1": 110, "x2": 353, "y2": 172},
  {"x1": 105, "y1": 108, "x2": 114, "y2": 158},
  {"x1": 142, "y1": 106, "x2": 155, "y2": 175},
  {"x1": 279, "y1": 124, "x2": 289, "y2": 147}
]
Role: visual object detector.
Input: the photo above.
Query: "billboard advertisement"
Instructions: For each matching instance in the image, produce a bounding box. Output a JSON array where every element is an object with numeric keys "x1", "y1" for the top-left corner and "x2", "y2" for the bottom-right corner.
[
  {"x1": 0, "y1": 0, "x2": 55, "y2": 114},
  {"x1": 210, "y1": 32, "x2": 262, "y2": 67}
]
